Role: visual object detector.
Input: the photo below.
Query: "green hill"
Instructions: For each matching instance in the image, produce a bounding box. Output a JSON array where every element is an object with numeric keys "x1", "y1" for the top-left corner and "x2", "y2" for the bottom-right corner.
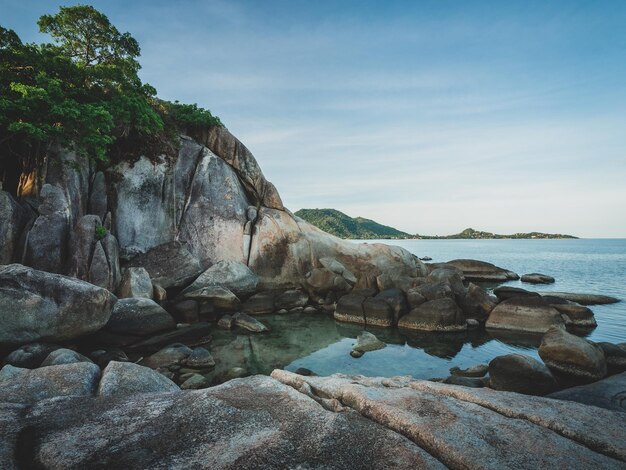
[{"x1": 294, "y1": 209, "x2": 411, "y2": 239}]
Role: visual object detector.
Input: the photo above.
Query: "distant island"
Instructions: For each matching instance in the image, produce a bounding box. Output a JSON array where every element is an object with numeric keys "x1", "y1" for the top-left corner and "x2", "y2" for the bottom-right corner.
[{"x1": 295, "y1": 209, "x2": 578, "y2": 240}]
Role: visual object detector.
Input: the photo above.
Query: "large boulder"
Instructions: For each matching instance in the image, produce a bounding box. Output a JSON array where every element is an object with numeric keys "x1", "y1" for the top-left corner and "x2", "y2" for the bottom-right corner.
[
  {"x1": 0, "y1": 264, "x2": 116, "y2": 346},
  {"x1": 375, "y1": 288, "x2": 408, "y2": 324},
  {"x1": 398, "y1": 298, "x2": 466, "y2": 332},
  {"x1": 0, "y1": 362, "x2": 100, "y2": 404},
  {"x1": 443, "y1": 259, "x2": 519, "y2": 282},
  {"x1": 97, "y1": 361, "x2": 179, "y2": 396},
  {"x1": 106, "y1": 298, "x2": 175, "y2": 336},
  {"x1": 125, "y1": 241, "x2": 203, "y2": 290},
  {"x1": 458, "y1": 283, "x2": 497, "y2": 321},
  {"x1": 538, "y1": 327, "x2": 607, "y2": 382},
  {"x1": 334, "y1": 293, "x2": 367, "y2": 325},
  {"x1": 182, "y1": 260, "x2": 258, "y2": 298},
  {"x1": 553, "y1": 304, "x2": 597, "y2": 328},
  {"x1": 489, "y1": 354, "x2": 559, "y2": 395},
  {"x1": 486, "y1": 296, "x2": 564, "y2": 334},
  {"x1": 1, "y1": 343, "x2": 59, "y2": 369}
]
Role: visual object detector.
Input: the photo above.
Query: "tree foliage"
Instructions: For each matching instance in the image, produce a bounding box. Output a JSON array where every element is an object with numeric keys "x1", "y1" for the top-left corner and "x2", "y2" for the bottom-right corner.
[{"x1": 0, "y1": 5, "x2": 222, "y2": 180}]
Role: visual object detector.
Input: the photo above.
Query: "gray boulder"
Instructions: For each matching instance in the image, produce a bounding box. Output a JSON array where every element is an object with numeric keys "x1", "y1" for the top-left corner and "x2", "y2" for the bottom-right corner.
[
  {"x1": 106, "y1": 298, "x2": 175, "y2": 336},
  {"x1": 97, "y1": 361, "x2": 179, "y2": 396},
  {"x1": 521, "y1": 273, "x2": 555, "y2": 284},
  {"x1": 88, "y1": 171, "x2": 108, "y2": 221},
  {"x1": 118, "y1": 267, "x2": 153, "y2": 299},
  {"x1": 398, "y1": 298, "x2": 466, "y2": 332},
  {"x1": 597, "y1": 342, "x2": 626, "y2": 372},
  {"x1": 458, "y1": 283, "x2": 497, "y2": 321},
  {"x1": 139, "y1": 344, "x2": 193, "y2": 370},
  {"x1": 184, "y1": 347, "x2": 215, "y2": 370},
  {"x1": 0, "y1": 191, "x2": 25, "y2": 264},
  {"x1": 548, "y1": 372, "x2": 626, "y2": 412},
  {"x1": 183, "y1": 285, "x2": 241, "y2": 311},
  {"x1": 539, "y1": 327, "x2": 607, "y2": 382},
  {"x1": 0, "y1": 264, "x2": 115, "y2": 346},
  {"x1": 182, "y1": 260, "x2": 258, "y2": 299},
  {"x1": 334, "y1": 293, "x2": 367, "y2": 325},
  {"x1": 486, "y1": 296, "x2": 564, "y2": 334},
  {"x1": 40, "y1": 348, "x2": 93, "y2": 367},
  {"x1": 126, "y1": 241, "x2": 203, "y2": 290},
  {"x1": 2, "y1": 343, "x2": 59, "y2": 369},
  {"x1": 427, "y1": 268, "x2": 466, "y2": 297},
  {"x1": 415, "y1": 282, "x2": 455, "y2": 302},
  {"x1": 375, "y1": 288, "x2": 408, "y2": 324},
  {"x1": 553, "y1": 304, "x2": 597, "y2": 328},
  {"x1": 489, "y1": 354, "x2": 559, "y2": 395},
  {"x1": 69, "y1": 214, "x2": 101, "y2": 280},
  {"x1": 305, "y1": 268, "x2": 350, "y2": 295},
  {"x1": 493, "y1": 286, "x2": 540, "y2": 302},
  {"x1": 0, "y1": 362, "x2": 100, "y2": 404},
  {"x1": 444, "y1": 259, "x2": 519, "y2": 282}
]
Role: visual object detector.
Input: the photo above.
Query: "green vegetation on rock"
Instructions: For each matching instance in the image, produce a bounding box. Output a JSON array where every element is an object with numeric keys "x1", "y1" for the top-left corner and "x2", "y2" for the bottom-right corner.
[{"x1": 296, "y1": 209, "x2": 577, "y2": 240}]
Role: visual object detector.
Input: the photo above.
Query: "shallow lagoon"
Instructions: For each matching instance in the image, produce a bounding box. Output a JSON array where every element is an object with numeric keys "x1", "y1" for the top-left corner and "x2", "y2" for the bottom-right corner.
[{"x1": 210, "y1": 239, "x2": 626, "y2": 381}]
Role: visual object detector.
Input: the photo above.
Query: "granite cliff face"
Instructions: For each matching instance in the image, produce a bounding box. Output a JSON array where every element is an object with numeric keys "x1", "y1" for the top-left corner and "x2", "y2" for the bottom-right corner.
[{"x1": 0, "y1": 126, "x2": 424, "y2": 292}]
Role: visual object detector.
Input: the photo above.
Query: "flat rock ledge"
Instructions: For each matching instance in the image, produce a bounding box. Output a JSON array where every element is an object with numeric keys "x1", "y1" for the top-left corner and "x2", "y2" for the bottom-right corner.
[{"x1": 2, "y1": 373, "x2": 625, "y2": 469}]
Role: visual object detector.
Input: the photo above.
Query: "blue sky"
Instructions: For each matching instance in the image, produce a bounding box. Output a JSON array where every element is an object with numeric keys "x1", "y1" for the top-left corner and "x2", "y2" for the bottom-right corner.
[{"x1": 4, "y1": 1, "x2": 626, "y2": 237}]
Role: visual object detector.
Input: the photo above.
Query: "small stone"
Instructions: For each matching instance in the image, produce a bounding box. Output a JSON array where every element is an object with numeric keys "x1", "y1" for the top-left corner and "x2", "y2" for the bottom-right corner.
[
  {"x1": 352, "y1": 331, "x2": 386, "y2": 353},
  {"x1": 185, "y1": 347, "x2": 215, "y2": 369},
  {"x1": 350, "y1": 350, "x2": 364, "y2": 358},
  {"x1": 180, "y1": 374, "x2": 210, "y2": 390}
]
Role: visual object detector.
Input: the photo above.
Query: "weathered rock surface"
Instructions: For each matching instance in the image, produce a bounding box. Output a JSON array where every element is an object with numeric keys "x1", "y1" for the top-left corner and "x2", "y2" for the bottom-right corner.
[
  {"x1": 398, "y1": 298, "x2": 466, "y2": 331},
  {"x1": 118, "y1": 267, "x2": 153, "y2": 299},
  {"x1": 548, "y1": 372, "x2": 626, "y2": 412},
  {"x1": 97, "y1": 361, "x2": 179, "y2": 396},
  {"x1": 40, "y1": 348, "x2": 92, "y2": 367},
  {"x1": 0, "y1": 363, "x2": 100, "y2": 404},
  {"x1": 458, "y1": 282, "x2": 497, "y2": 321},
  {"x1": 273, "y1": 371, "x2": 626, "y2": 468},
  {"x1": 539, "y1": 327, "x2": 607, "y2": 382},
  {"x1": 489, "y1": 353, "x2": 558, "y2": 395},
  {"x1": 486, "y1": 296, "x2": 564, "y2": 334},
  {"x1": 0, "y1": 264, "x2": 115, "y2": 346},
  {"x1": 106, "y1": 298, "x2": 175, "y2": 336},
  {"x1": 125, "y1": 241, "x2": 203, "y2": 290},
  {"x1": 183, "y1": 260, "x2": 258, "y2": 299},
  {"x1": 521, "y1": 273, "x2": 555, "y2": 284},
  {"x1": 539, "y1": 291, "x2": 620, "y2": 305},
  {"x1": 443, "y1": 259, "x2": 519, "y2": 282}
]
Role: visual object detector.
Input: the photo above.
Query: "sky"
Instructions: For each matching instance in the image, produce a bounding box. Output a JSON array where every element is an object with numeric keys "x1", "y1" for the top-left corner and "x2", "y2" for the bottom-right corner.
[{"x1": 3, "y1": 1, "x2": 626, "y2": 237}]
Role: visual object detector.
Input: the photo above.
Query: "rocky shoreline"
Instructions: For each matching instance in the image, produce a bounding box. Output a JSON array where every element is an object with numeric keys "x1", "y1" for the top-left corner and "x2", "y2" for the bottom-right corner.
[{"x1": 1, "y1": 127, "x2": 624, "y2": 468}]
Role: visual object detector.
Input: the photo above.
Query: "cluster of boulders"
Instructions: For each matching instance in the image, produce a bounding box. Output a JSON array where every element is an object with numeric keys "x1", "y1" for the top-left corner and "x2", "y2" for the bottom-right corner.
[{"x1": 434, "y1": 326, "x2": 626, "y2": 399}]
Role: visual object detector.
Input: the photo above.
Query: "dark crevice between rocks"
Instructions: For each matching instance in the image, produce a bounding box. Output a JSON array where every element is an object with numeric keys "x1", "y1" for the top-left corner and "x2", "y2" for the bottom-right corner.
[{"x1": 418, "y1": 385, "x2": 626, "y2": 463}]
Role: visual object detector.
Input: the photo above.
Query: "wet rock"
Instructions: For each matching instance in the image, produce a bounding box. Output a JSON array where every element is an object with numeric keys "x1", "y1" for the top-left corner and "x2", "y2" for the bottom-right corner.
[
  {"x1": 242, "y1": 291, "x2": 275, "y2": 314},
  {"x1": 493, "y1": 286, "x2": 540, "y2": 302},
  {"x1": 334, "y1": 293, "x2": 366, "y2": 325},
  {"x1": 449, "y1": 364, "x2": 488, "y2": 378},
  {"x1": 375, "y1": 289, "x2": 408, "y2": 324},
  {"x1": 554, "y1": 304, "x2": 597, "y2": 328},
  {"x1": 442, "y1": 376, "x2": 485, "y2": 388},
  {"x1": 184, "y1": 347, "x2": 215, "y2": 370},
  {"x1": 182, "y1": 260, "x2": 258, "y2": 299},
  {"x1": 139, "y1": 344, "x2": 193, "y2": 369},
  {"x1": 40, "y1": 348, "x2": 93, "y2": 367},
  {"x1": 217, "y1": 314, "x2": 234, "y2": 329},
  {"x1": 183, "y1": 286, "x2": 241, "y2": 311},
  {"x1": 107, "y1": 298, "x2": 175, "y2": 336},
  {"x1": 398, "y1": 298, "x2": 466, "y2": 332},
  {"x1": 458, "y1": 283, "x2": 497, "y2": 321},
  {"x1": 232, "y1": 312, "x2": 269, "y2": 332},
  {"x1": 596, "y1": 342, "x2": 626, "y2": 372},
  {"x1": 548, "y1": 371, "x2": 626, "y2": 412},
  {"x1": 486, "y1": 296, "x2": 564, "y2": 334},
  {"x1": 352, "y1": 331, "x2": 386, "y2": 354},
  {"x1": 98, "y1": 361, "x2": 179, "y2": 396},
  {"x1": 539, "y1": 327, "x2": 607, "y2": 382},
  {"x1": 275, "y1": 289, "x2": 309, "y2": 310},
  {"x1": 0, "y1": 264, "x2": 115, "y2": 346},
  {"x1": 126, "y1": 241, "x2": 203, "y2": 289},
  {"x1": 538, "y1": 292, "x2": 620, "y2": 305},
  {"x1": 118, "y1": 267, "x2": 153, "y2": 299},
  {"x1": 0, "y1": 362, "x2": 100, "y2": 404},
  {"x1": 521, "y1": 273, "x2": 555, "y2": 284},
  {"x1": 361, "y1": 297, "x2": 394, "y2": 327},
  {"x1": 180, "y1": 373, "x2": 210, "y2": 390},
  {"x1": 489, "y1": 354, "x2": 558, "y2": 395},
  {"x1": 445, "y1": 259, "x2": 519, "y2": 282},
  {"x1": 2, "y1": 343, "x2": 59, "y2": 369}
]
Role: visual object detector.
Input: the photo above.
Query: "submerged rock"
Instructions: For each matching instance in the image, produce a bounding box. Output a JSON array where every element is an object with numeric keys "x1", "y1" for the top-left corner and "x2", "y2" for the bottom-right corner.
[
  {"x1": 538, "y1": 327, "x2": 607, "y2": 382},
  {"x1": 352, "y1": 331, "x2": 386, "y2": 354},
  {"x1": 443, "y1": 259, "x2": 519, "y2": 282}
]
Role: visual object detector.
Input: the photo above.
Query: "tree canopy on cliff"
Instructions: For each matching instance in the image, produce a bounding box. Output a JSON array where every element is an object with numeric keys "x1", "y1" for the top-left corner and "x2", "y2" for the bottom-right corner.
[{"x1": 0, "y1": 5, "x2": 222, "y2": 190}]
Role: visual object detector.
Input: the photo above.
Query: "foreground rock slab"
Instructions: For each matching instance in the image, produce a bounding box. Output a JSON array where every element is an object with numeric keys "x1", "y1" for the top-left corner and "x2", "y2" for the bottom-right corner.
[
  {"x1": 3, "y1": 376, "x2": 441, "y2": 469},
  {"x1": 548, "y1": 371, "x2": 626, "y2": 412}
]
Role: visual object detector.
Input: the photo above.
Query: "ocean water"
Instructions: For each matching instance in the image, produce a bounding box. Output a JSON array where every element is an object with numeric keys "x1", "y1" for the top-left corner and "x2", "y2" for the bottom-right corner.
[{"x1": 280, "y1": 238, "x2": 626, "y2": 379}]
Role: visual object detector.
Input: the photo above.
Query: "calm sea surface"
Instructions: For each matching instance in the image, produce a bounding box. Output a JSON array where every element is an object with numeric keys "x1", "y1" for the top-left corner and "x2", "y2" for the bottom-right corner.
[{"x1": 209, "y1": 239, "x2": 626, "y2": 382}]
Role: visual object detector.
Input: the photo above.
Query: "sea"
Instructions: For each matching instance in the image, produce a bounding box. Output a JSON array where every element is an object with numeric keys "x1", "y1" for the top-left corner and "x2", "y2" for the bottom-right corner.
[{"x1": 281, "y1": 238, "x2": 626, "y2": 379}]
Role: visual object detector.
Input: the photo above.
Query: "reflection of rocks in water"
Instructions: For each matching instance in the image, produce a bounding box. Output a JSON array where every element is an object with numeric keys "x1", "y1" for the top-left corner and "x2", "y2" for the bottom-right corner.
[
  {"x1": 334, "y1": 321, "x2": 406, "y2": 346},
  {"x1": 400, "y1": 330, "x2": 467, "y2": 359},
  {"x1": 206, "y1": 313, "x2": 344, "y2": 384},
  {"x1": 486, "y1": 329, "x2": 543, "y2": 349}
]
